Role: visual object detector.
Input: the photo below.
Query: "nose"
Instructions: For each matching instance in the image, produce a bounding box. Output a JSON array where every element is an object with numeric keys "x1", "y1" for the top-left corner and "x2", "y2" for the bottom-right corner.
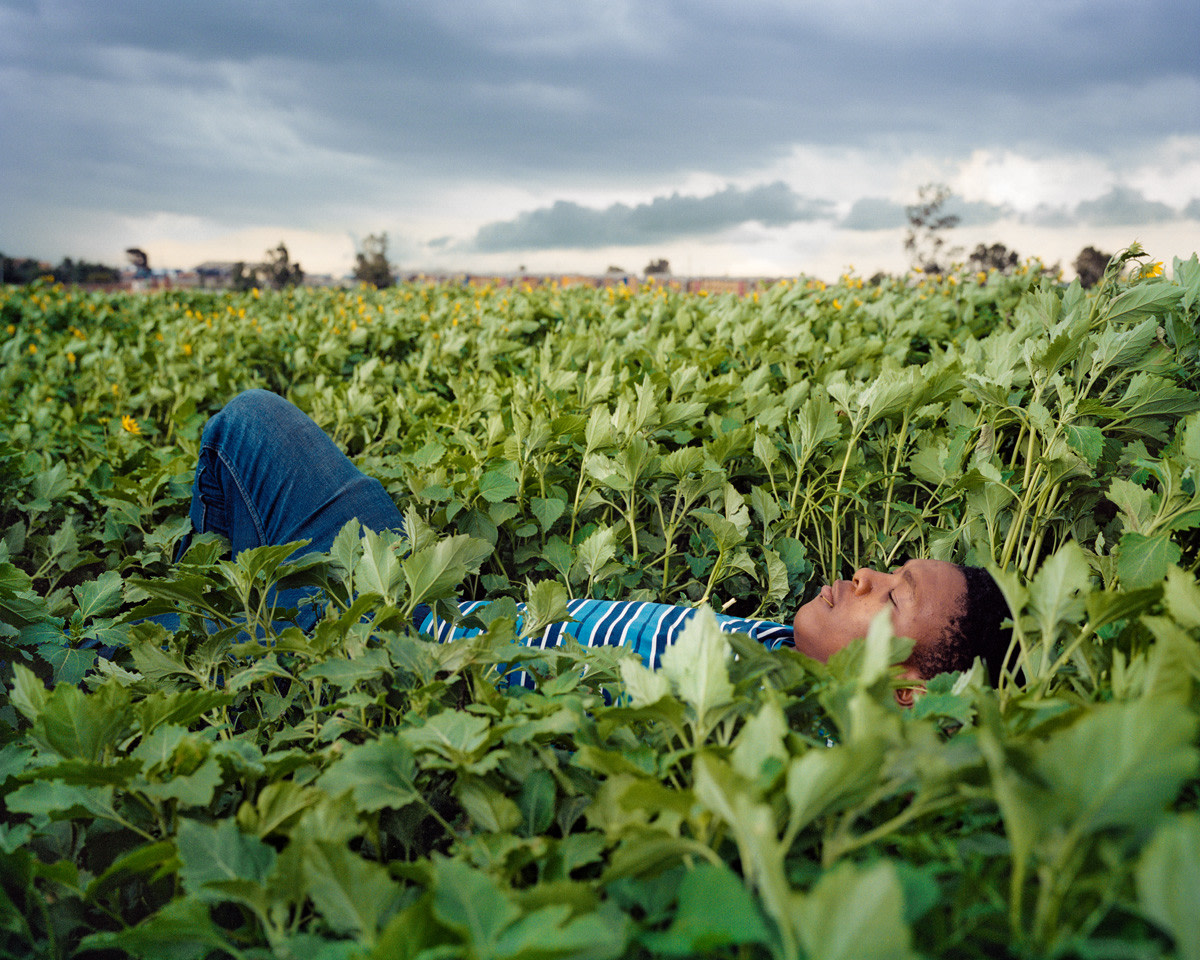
[{"x1": 851, "y1": 568, "x2": 884, "y2": 594}]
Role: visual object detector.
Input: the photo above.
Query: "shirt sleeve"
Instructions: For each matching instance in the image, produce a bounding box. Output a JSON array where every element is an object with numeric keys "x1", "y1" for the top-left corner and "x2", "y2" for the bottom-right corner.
[{"x1": 415, "y1": 597, "x2": 793, "y2": 669}]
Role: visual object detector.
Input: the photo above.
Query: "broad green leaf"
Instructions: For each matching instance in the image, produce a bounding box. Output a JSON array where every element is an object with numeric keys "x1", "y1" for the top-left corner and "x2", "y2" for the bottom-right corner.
[
  {"x1": 731, "y1": 698, "x2": 788, "y2": 783},
  {"x1": 1033, "y1": 697, "x2": 1199, "y2": 835},
  {"x1": 1136, "y1": 813, "x2": 1200, "y2": 960},
  {"x1": 73, "y1": 570, "x2": 124, "y2": 620},
  {"x1": 77, "y1": 897, "x2": 231, "y2": 960},
  {"x1": 572, "y1": 525, "x2": 617, "y2": 584},
  {"x1": 134, "y1": 689, "x2": 232, "y2": 736},
  {"x1": 401, "y1": 710, "x2": 493, "y2": 769},
  {"x1": 660, "y1": 607, "x2": 734, "y2": 729},
  {"x1": 521, "y1": 578, "x2": 572, "y2": 640},
  {"x1": 1102, "y1": 280, "x2": 1183, "y2": 325},
  {"x1": 792, "y1": 860, "x2": 917, "y2": 960},
  {"x1": 431, "y1": 855, "x2": 521, "y2": 952},
  {"x1": 1028, "y1": 541, "x2": 1090, "y2": 644},
  {"x1": 1084, "y1": 584, "x2": 1161, "y2": 633},
  {"x1": 0, "y1": 743, "x2": 34, "y2": 786},
  {"x1": 329, "y1": 517, "x2": 362, "y2": 586},
  {"x1": 316, "y1": 734, "x2": 420, "y2": 814},
  {"x1": 177, "y1": 817, "x2": 276, "y2": 899},
  {"x1": 479, "y1": 467, "x2": 520, "y2": 503},
  {"x1": 1118, "y1": 372, "x2": 1200, "y2": 420},
  {"x1": 531, "y1": 496, "x2": 566, "y2": 531},
  {"x1": 0, "y1": 561, "x2": 53, "y2": 632},
  {"x1": 85, "y1": 840, "x2": 178, "y2": 903},
  {"x1": 786, "y1": 737, "x2": 887, "y2": 836},
  {"x1": 225, "y1": 540, "x2": 308, "y2": 594},
  {"x1": 619, "y1": 657, "x2": 670, "y2": 707},
  {"x1": 1117, "y1": 532, "x2": 1182, "y2": 589},
  {"x1": 356, "y1": 526, "x2": 405, "y2": 602},
  {"x1": 1062, "y1": 423, "x2": 1104, "y2": 466},
  {"x1": 494, "y1": 902, "x2": 630, "y2": 960},
  {"x1": 402, "y1": 534, "x2": 492, "y2": 608},
  {"x1": 4, "y1": 779, "x2": 117, "y2": 820},
  {"x1": 137, "y1": 756, "x2": 224, "y2": 808},
  {"x1": 301, "y1": 840, "x2": 402, "y2": 942},
  {"x1": 693, "y1": 508, "x2": 744, "y2": 552},
  {"x1": 28, "y1": 757, "x2": 142, "y2": 787},
  {"x1": 639, "y1": 863, "x2": 770, "y2": 956},
  {"x1": 457, "y1": 775, "x2": 522, "y2": 833},
  {"x1": 236, "y1": 780, "x2": 321, "y2": 838},
  {"x1": 517, "y1": 768, "x2": 556, "y2": 836},
  {"x1": 300, "y1": 647, "x2": 390, "y2": 688},
  {"x1": 1141, "y1": 617, "x2": 1200, "y2": 702},
  {"x1": 1164, "y1": 565, "x2": 1200, "y2": 630},
  {"x1": 8, "y1": 663, "x2": 50, "y2": 722},
  {"x1": 30, "y1": 682, "x2": 132, "y2": 763},
  {"x1": 761, "y1": 548, "x2": 790, "y2": 603}
]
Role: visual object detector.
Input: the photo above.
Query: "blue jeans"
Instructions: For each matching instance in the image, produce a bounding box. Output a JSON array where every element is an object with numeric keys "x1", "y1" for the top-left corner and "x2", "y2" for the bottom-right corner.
[{"x1": 171, "y1": 389, "x2": 405, "y2": 631}]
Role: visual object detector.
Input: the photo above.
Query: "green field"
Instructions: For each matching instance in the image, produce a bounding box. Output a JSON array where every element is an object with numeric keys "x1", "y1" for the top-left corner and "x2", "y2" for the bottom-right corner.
[{"x1": 2, "y1": 248, "x2": 1200, "y2": 959}]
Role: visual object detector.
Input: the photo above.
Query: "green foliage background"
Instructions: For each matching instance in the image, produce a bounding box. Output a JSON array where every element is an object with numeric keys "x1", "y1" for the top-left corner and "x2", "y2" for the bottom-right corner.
[{"x1": 2, "y1": 247, "x2": 1200, "y2": 959}]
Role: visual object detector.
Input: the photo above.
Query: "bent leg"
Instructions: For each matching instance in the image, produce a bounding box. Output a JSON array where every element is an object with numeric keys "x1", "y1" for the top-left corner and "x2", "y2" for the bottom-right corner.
[
  {"x1": 191, "y1": 389, "x2": 404, "y2": 556},
  {"x1": 176, "y1": 389, "x2": 404, "y2": 632}
]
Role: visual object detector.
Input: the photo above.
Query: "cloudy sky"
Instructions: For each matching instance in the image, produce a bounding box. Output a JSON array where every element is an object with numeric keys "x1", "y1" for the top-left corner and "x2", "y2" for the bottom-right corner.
[{"x1": 3, "y1": 0, "x2": 1199, "y2": 280}]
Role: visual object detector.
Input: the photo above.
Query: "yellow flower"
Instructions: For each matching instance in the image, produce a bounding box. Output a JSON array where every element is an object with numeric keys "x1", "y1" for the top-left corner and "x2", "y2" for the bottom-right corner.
[
  {"x1": 182, "y1": 343, "x2": 193, "y2": 356},
  {"x1": 832, "y1": 299, "x2": 842, "y2": 310},
  {"x1": 111, "y1": 383, "x2": 119, "y2": 395},
  {"x1": 155, "y1": 331, "x2": 164, "y2": 342},
  {"x1": 121, "y1": 415, "x2": 141, "y2": 435},
  {"x1": 28, "y1": 343, "x2": 37, "y2": 355},
  {"x1": 67, "y1": 351, "x2": 76, "y2": 364},
  {"x1": 5, "y1": 324, "x2": 14, "y2": 335},
  {"x1": 1142, "y1": 261, "x2": 1164, "y2": 278}
]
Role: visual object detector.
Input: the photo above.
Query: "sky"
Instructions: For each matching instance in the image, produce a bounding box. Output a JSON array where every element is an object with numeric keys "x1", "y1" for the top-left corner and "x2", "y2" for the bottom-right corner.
[{"x1": 2, "y1": 0, "x2": 1199, "y2": 281}]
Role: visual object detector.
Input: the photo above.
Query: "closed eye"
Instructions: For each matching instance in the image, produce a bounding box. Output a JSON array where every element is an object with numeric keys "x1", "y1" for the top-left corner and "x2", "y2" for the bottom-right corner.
[{"x1": 888, "y1": 589, "x2": 897, "y2": 606}]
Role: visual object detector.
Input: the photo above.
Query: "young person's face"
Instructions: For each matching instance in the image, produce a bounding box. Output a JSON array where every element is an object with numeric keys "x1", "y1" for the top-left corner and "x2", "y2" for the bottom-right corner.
[{"x1": 792, "y1": 560, "x2": 967, "y2": 671}]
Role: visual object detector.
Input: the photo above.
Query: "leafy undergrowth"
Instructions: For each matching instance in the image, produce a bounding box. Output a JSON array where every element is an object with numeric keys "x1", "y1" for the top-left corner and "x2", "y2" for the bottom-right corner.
[{"x1": 2, "y1": 249, "x2": 1199, "y2": 959}]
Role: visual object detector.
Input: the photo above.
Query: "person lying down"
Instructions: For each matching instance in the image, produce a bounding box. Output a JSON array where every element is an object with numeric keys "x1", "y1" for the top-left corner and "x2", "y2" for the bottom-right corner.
[{"x1": 163, "y1": 389, "x2": 1011, "y2": 705}]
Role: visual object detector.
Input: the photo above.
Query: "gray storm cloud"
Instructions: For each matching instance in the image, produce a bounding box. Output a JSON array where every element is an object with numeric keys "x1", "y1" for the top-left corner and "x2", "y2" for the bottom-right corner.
[{"x1": 470, "y1": 183, "x2": 835, "y2": 251}]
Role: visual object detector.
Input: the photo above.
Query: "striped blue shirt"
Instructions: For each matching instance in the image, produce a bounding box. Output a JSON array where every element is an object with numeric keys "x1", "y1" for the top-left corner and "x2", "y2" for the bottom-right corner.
[{"x1": 415, "y1": 598, "x2": 794, "y2": 670}]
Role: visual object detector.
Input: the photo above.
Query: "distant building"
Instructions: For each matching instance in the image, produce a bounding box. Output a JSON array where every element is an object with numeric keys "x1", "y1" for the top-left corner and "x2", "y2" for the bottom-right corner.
[{"x1": 194, "y1": 262, "x2": 239, "y2": 289}]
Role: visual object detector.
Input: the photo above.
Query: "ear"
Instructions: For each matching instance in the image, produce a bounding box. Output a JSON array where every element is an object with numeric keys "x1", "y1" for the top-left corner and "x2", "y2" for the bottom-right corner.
[{"x1": 893, "y1": 666, "x2": 925, "y2": 709}]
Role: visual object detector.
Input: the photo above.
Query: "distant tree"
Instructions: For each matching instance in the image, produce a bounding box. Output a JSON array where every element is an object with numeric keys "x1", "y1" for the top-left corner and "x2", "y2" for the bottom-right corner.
[
  {"x1": 125, "y1": 248, "x2": 151, "y2": 278},
  {"x1": 644, "y1": 258, "x2": 671, "y2": 276},
  {"x1": 51, "y1": 258, "x2": 120, "y2": 285},
  {"x1": 353, "y1": 233, "x2": 394, "y2": 288},
  {"x1": 967, "y1": 243, "x2": 1019, "y2": 274},
  {"x1": 264, "y1": 242, "x2": 304, "y2": 288},
  {"x1": 230, "y1": 261, "x2": 257, "y2": 292},
  {"x1": 605, "y1": 265, "x2": 626, "y2": 275},
  {"x1": 904, "y1": 183, "x2": 961, "y2": 274},
  {"x1": 1, "y1": 256, "x2": 48, "y2": 284},
  {"x1": 1073, "y1": 246, "x2": 1112, "y2": 288}
]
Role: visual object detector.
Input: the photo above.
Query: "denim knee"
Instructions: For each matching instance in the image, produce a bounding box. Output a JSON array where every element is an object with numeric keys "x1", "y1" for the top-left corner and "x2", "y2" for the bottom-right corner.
[{"x1": 202, "y1": 389, "x2": 288, "y2": 446}]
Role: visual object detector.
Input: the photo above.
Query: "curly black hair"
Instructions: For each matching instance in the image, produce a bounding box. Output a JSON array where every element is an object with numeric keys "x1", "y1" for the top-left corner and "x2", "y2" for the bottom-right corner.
[{"x1": 907, "y1": 564, "x2": 1013, "y2": 685}]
